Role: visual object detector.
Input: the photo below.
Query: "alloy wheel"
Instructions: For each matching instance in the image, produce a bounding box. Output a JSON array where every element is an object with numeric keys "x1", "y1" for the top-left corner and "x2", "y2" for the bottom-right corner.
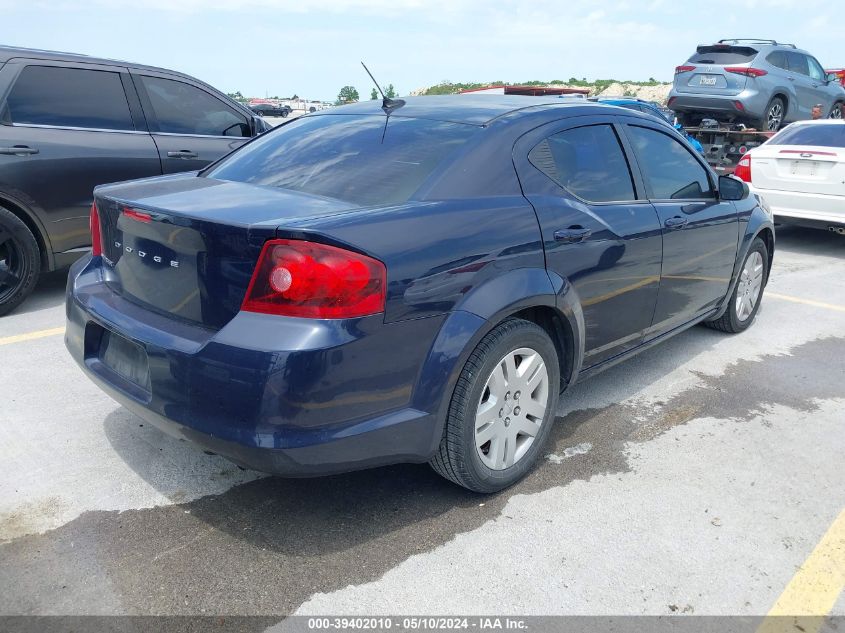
[
  {"x1": 830, "y1": 106, "x2": 843, "y2": 119},
  {"x1": 735, "y1": 251, "x2": 764, "y2": 322},
  {"x1": 767, "y1": 103, "x2": 783, "y2": 131},
  {"x1": 474, "y1": 347, "x2": 549, "y2": 470},
  {"x1": 0, "y1": 227, "x2": 25, "y2": 303}
]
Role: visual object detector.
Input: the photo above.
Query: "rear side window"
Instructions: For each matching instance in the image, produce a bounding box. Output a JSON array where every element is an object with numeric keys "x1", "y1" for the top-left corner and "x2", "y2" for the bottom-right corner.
[
  {"x1": 6, "y1": 65, "x2": 133, "y2": 130},
  {"x1": 205, "y1": 115, "x2": 479, "y2": 206},
  {"x1": 626, "y1": 126, "x2": 714, "y2": 200},
  {"x1": 139, "y1": 75, "x2": 249, "y2": 137},
  {"x1": 528, "y1": 124, "x2": 636, "y2": 203},
  {"x1": 688, "y1": 46, "x2": 758, "y2": 64},
  {"x1": 767, "y1": 51, "x2": 788, "y2": 70},
  {"x1": 770, "y1": 124, "x2": 845, "y2": 148},
  {"x1": 786, "y1": 52, "x2": 809, "y2": 75}
]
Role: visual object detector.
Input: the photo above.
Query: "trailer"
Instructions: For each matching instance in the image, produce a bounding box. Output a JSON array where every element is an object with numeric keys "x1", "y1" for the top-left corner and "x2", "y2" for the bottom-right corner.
[{"x1": 684, "y1": 122, "x2": 775, "y2": 174}]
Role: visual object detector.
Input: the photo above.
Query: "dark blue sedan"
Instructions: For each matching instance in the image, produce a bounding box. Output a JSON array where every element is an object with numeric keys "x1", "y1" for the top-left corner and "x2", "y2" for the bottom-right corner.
[{"x1": 66, "y1": 95, "x2": 774, "y2": 493}]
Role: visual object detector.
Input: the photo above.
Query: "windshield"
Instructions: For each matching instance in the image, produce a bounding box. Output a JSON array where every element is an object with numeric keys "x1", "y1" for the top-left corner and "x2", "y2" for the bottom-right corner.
[
  {"x1": 770, "y1": 124, "x2": 845, "y2": 148},
  {"x1": 205, "y1": 114, "x2": 480, "y2": 206}
]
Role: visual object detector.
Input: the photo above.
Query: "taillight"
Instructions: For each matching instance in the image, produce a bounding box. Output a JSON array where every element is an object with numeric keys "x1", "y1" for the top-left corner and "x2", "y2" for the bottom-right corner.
[
  {"x1": 734, "y1": 155, "x2": 752, "y2": 182},
  {"x1": 725, "y1": 67, "x2": 768, "y2": 78},
  {"x1": 123, "y1": 208, "x2": 152, "y2": 223},
  {"x1": 675, "y1": 65, "x2": 695, "y2": 74},
  {"x1": 241, "y1": 239, "x2": 387, "y2": 319},
  {"x1": 89, "y1": 202, "x2": 103, "y2": 257}
]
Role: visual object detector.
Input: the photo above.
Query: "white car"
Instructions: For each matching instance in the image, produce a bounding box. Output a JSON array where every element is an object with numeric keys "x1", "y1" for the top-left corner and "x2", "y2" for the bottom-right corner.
[{"x1": 734, "y1": 119, "x2": 845, "y2": 233}]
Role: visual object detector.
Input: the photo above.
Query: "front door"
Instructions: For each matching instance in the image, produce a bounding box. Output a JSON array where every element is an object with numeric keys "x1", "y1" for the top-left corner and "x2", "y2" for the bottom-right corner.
[
  {"x1": 621, "y1": 123, "x2": 739, "y2": 337},
  {"x1": 132, "y1": 72, "x2": 252, "y2": 174},
  {"x1": 514, "y1": 118, "x2": 662, "y2": 368}
]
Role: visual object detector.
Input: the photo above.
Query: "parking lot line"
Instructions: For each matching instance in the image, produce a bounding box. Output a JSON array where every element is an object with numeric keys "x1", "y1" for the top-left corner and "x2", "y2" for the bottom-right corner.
[
  {"x1": 759, "y1": 509, "x2": 845, "y2": 631},
  {"x1": 767, "y1": 292, "x2": 845, "y2": 313},
  {"x1": 0, "y1": 326, "x2": 64, "y2": 346}
]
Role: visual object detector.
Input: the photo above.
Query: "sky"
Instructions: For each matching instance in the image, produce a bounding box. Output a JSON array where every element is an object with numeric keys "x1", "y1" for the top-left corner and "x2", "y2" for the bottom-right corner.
[{"x1": 2, "y1": 0, "x2": 842, "y2": 102}]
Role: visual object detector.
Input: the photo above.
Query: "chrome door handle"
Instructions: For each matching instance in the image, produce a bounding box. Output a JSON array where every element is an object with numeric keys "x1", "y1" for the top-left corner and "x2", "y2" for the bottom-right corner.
[
  {"x1": 0, "y1": 146, "x2": 39, "y2": 155},
  {"x1": 664, "y1": 216, "x2": 688, "y2": 229},
  {"x1": 554, "y1": 227, "x2": 592, "y2": 243},
  {"x1": 167, "y1": 150, "x2": 198, "y2": 159}
]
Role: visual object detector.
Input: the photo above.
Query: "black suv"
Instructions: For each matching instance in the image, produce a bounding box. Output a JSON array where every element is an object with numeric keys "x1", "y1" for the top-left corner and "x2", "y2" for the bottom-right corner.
[{"x1": 0, "y1": 46, "x2": 271, "y2": 315}]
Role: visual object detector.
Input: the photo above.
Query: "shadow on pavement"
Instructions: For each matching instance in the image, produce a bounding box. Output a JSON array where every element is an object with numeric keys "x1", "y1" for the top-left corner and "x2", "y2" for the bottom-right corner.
[{"x1": 774, "y1": 224, "x2": 844, "y2": 258}]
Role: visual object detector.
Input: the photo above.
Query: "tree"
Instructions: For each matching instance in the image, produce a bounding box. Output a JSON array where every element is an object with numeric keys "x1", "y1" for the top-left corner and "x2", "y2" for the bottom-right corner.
[
  {"x1": 370, "y1": 88, "x2": 379, "y2": 100},
  {"x1": 226, "y1": 91, "x2": 244, "y2": 102},
  {"x1": 337, "y1": 86, "x2": 359, "y2": 104},
  {"x1": 384, "y1": 84, "x2": 396, "y2": 98}
]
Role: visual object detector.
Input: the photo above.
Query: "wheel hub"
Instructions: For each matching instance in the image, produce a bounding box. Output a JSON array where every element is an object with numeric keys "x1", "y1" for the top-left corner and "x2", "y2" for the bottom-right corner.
[
  {"x1": 474, "y1": 347, "x2": 549, "y2": 470},
  {"x1": 735, "y1": 251, "x2": 764, "y2": 322}
]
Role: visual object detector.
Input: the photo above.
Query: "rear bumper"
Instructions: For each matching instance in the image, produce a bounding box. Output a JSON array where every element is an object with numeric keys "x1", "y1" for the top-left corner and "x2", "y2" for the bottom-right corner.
[
  {"x1": 669, "y1": 89, "x2": 767, "y2": 119},
  {"x1": 65, "y1": 256, "x2": 447, "y2": 476},
  {"x1": 749, "y1": 186, "x2": 845, "y2": 226}
]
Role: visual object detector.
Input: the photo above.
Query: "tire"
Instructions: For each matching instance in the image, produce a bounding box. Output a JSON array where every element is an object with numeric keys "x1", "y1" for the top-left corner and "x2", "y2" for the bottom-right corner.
[
  {"x1": 281, "y1": 110, "x2": 289, "y2": 118},
  {"x1": 430, "y1": 318, "x2": 561, "y2": 493},
  {"x1": 0, "y1": 206, "x2": 41, "y2": 317},
  {"x1": 756, "y1": 96, "x2": 785, "y2": 132},
  {"x1": 829, "y1": 102, "x2": 844, "y2": 119},
  {"x1": 704, "y1": 238, "x2": 768, "y2": 334}
]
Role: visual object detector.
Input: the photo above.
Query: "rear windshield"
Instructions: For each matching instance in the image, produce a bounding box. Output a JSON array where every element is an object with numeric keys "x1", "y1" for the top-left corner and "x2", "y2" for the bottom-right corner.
[
  {"x1": 205, "y1": 114, "x2": 479, "y2": 206},
  {"x1": 688, "y1": 46, "x2": 758, "y2": 65},
  {"x1": 770, "y1": 124, "x2": 845, "y2": 148}
]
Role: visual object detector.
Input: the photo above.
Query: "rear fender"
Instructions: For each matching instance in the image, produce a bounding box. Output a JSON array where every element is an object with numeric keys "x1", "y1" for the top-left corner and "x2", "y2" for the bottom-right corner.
[{"x1": 412, "y1": 267, "x2": 584, "y2": 457}]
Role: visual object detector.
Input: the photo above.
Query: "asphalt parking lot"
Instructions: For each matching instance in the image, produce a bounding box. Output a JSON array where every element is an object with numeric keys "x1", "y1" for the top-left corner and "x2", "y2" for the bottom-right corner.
[{"x1": 0, "y1": 225, "x2": 843, "y2": 620}]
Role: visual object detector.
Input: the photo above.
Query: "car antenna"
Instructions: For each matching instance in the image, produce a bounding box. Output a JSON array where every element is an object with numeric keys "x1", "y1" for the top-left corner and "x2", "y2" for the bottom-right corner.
[{"x1": 361, "y1": 61, "x2": 405, "y2": 115}]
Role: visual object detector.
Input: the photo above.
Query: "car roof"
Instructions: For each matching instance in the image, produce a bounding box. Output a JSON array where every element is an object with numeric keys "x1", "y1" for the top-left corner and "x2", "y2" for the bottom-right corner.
[
  {"x1": 0, "y1": 45, "x2": 196, "y2": 78},
  {"x1": 311, "y1": 95, "x2": 630, "y2": 126}
]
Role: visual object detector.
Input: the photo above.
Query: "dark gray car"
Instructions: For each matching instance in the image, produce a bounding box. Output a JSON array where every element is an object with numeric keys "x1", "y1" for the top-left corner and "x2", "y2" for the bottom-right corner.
[
  {"x1": 669, "y1": 39, "x2": 845, "y2": 131},
  {"x1": 0, "y1": 46, "x2": 270, "y2": 315}
]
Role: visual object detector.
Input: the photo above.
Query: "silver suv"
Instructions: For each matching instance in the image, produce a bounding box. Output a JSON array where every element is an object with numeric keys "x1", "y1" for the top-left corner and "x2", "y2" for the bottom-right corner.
[{"x1": 668, "y1": 39, "x2": 845, "y2": 131}]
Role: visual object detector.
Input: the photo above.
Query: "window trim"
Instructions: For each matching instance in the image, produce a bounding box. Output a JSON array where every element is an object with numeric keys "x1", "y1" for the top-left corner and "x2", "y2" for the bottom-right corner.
[
  {"x1": 527, "y1": 122, "x2": 642, "y2": 205},
  {"x1": 8, "y1": 122, "x2": 149, "y2": 134},
  {"x1": 620, "y1": 122, "x2": 718, "y2": 203},
  {"x1": 131, "y1": 71, "x2": 251, "y2": 139},
  {"x1": 3, "y1": 61, "x2": 139, "y2": 132}
]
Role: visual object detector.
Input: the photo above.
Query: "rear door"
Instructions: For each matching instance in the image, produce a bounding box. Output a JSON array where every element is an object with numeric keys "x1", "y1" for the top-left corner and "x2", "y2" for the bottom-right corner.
[
  {"x1": 621, "y1": 122, "x2": 739, "y2": 335},
  {"x1": 786, "y1": 52, "x2": 815, "y2": 118},
  {"x1": 514, "y1": 116, "x2": 662, "y2": 368},
  {"x1": 132, "y1": 72, "x2": 252, "y2": 174},
  {"x1": 0, "y1": 60, "x2": 161, "y2": 255}
]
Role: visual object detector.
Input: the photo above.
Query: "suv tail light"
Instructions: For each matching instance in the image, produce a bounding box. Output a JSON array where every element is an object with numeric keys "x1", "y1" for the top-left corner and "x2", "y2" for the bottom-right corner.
[
  {"x1": 241, "y1": 239, "x2": 387, "y2": 319},
  {"x1": 90, "y1": 202, "x2": 103, "y2": 257},
  {"x1": 675, "y1": 65, "x2": 695, "y2": 74},
  {"x1": 734, "y1": 155, "x2": 752, "y2": 182},
  {"x1": 725, "y1": 67, "x2": 768, "y2": 78}
]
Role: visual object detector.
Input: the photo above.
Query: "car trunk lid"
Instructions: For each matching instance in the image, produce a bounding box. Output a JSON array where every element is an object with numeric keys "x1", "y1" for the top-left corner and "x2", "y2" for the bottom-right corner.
[
  {"x1": 751, "y1": 145, "x2": 845, "y2": 196},
  {"x1": 95, "y1": 173, "x2": 356, "y2": 329}
]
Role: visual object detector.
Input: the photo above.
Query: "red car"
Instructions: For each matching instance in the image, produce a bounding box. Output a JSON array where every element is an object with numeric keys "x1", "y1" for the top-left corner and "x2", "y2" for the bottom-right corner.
[{"x1": 825, "y1": 68, "x2": 845, "y2": 86}]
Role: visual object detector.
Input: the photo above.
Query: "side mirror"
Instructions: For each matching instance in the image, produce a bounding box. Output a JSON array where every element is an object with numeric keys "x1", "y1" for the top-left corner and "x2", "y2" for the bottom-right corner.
[
  {"x1": 251, "y1": 115, "x2": 271, "y2": 136},
  {"x1": 826, "y1": 72, "x2": 839, "y2": 83},
  {"x1": 719, "y1": 174, "x2": 749, "y2": 201}
]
